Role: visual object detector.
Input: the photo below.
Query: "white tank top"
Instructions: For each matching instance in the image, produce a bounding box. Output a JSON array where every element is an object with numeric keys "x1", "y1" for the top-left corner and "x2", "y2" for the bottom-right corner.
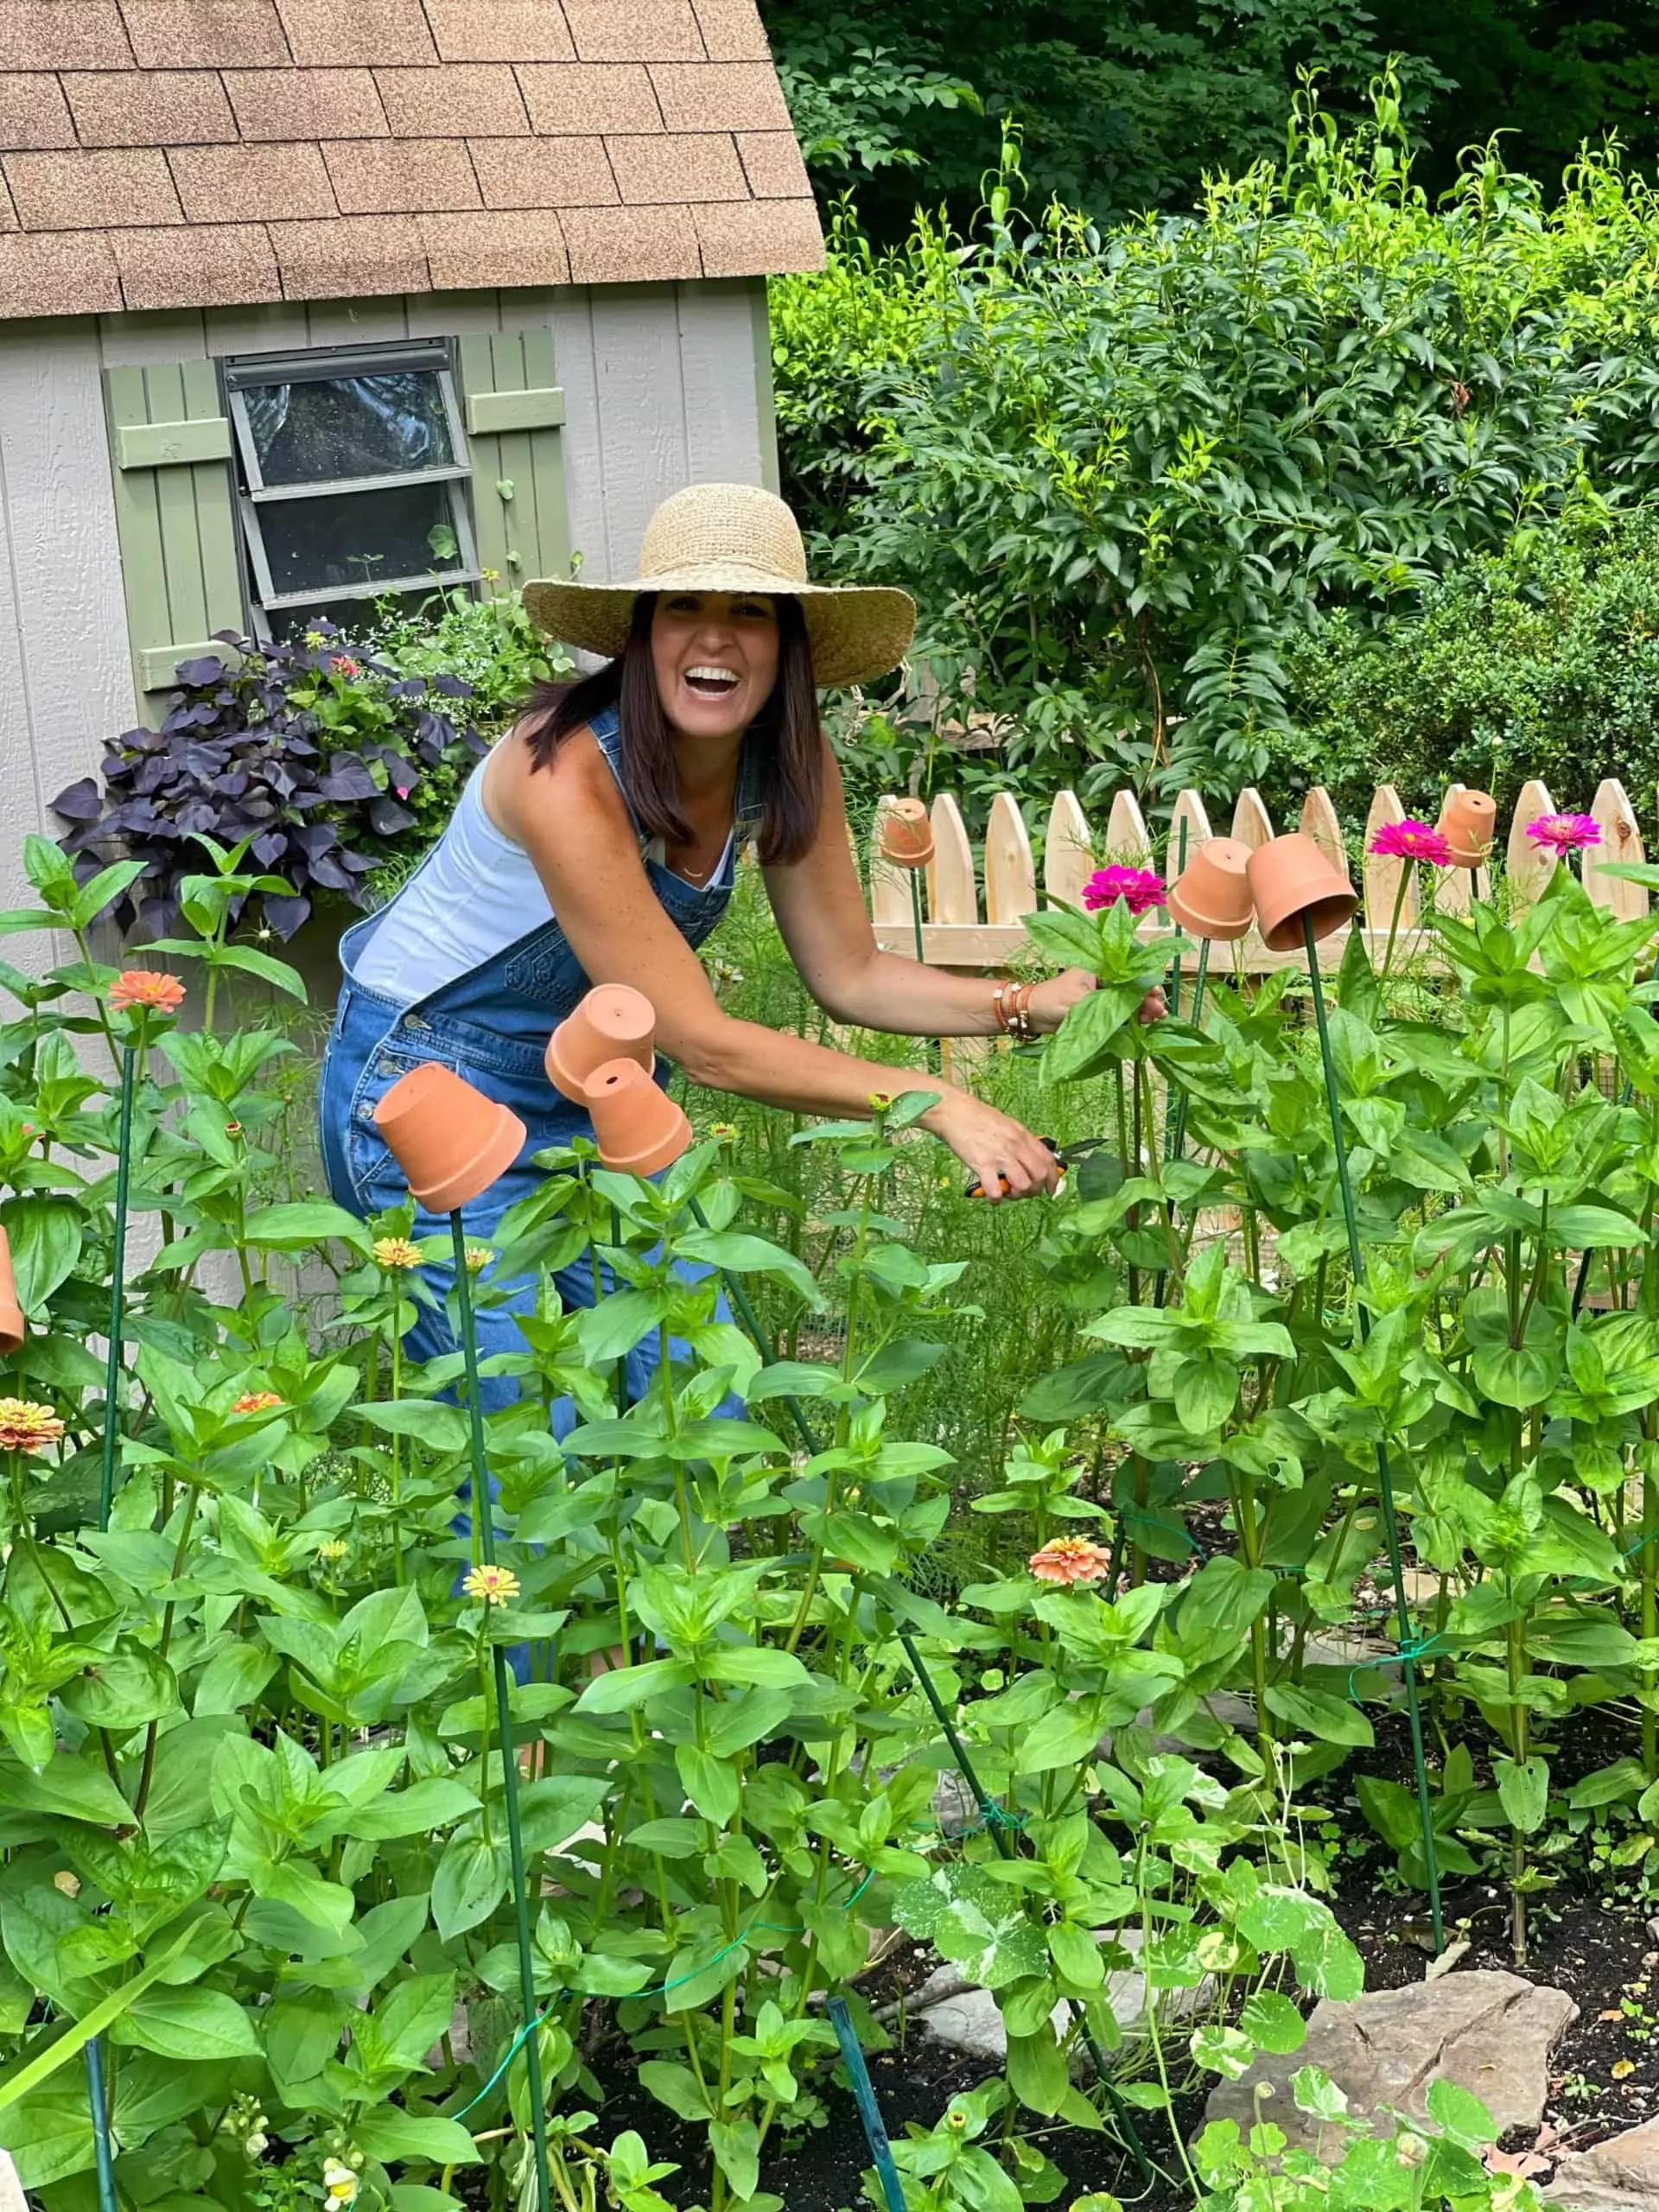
[{"x1": 352, "y1": 753, "x2": 734, "y2": 1007}]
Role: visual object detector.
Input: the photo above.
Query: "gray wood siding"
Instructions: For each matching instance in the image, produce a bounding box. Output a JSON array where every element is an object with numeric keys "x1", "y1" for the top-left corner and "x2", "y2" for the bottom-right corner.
[{"x1": 0, "y1": 276, "x2": 772, "y2": 978}]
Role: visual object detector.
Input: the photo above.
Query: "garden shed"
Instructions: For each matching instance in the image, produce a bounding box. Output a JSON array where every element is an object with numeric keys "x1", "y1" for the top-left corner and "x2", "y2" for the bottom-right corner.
[{"x1": 0, "y1": 0, "x2": 822, "y2": 948}]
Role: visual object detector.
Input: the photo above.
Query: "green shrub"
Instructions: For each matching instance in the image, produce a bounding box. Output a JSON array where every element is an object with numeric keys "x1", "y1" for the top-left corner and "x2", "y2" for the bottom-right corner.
[
  {"x1": 1273, "y1": 505, "x2": 1659, "y2": 827},
  {"x1": 774, "y1": 86, "x2": 1659, "y2": 816},
  {"x1": 363, "y1": 583, "x2": 570, "y2": 739}
]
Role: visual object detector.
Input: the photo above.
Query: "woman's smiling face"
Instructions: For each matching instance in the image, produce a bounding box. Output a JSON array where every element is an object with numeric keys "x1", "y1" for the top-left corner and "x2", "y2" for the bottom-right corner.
[{"x1": 650, "y1": 590, "x2": 780, "y2": 739}]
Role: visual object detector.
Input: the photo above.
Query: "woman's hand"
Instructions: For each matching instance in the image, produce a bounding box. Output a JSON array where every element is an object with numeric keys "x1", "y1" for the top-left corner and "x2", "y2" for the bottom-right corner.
[
  {"x1": 1029, "y1": 969, "x2": 1167, "y2": 1032},
  {"x1": 922, "y1": 1090, "x2": 1062, "y2": 1204}
]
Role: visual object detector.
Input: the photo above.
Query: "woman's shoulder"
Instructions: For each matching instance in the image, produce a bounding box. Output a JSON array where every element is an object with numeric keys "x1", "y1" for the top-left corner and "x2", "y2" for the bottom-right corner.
[{"x1": 491, "y1": 715, "x2": 631, "y2": 841}]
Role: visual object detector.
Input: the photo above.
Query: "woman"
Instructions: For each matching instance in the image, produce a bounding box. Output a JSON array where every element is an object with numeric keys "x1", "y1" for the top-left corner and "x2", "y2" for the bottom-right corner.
[{"x1": 321, "y1": 482, "x2": 1142, "y2": 1402}]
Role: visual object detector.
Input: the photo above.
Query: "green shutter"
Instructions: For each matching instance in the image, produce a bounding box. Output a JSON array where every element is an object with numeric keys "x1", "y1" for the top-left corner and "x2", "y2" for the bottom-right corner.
[
  {"x1": 104, "y1": 359, "x2": 244, "y2": 712},
  {"x1": 456, "y1": 329, "x2": 569, "y2": 597}
]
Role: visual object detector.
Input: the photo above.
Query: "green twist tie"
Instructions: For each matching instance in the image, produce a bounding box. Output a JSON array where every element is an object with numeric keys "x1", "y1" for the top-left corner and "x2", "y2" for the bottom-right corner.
[{"x1": 1347, "y1": 1630, "x2": 1452, "y2": 1705}]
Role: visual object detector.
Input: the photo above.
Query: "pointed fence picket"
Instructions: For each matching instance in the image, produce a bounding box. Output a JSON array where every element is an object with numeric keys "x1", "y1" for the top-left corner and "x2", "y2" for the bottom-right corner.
[{"x1": 866, "y1": 779, "x2": 1651, "y2": 970}]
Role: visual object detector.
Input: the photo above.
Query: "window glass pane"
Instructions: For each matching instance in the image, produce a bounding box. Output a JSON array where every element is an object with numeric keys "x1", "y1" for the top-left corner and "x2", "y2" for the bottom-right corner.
[
  {"x1": 244, "y1": 372, "x2": 454, "y2": 486},
  {"x1": 257, "y1": 482, "x2": 466, "y2": 598}
]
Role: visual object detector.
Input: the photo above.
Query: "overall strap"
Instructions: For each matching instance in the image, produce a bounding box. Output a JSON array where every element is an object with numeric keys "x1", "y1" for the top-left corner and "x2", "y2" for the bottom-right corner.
[
  {"x1": 592, "y1": 702, "x2": 766, "y2": 853},
  {"x1": 588, "y1": 706, "x2": 649, "y2": 851}
]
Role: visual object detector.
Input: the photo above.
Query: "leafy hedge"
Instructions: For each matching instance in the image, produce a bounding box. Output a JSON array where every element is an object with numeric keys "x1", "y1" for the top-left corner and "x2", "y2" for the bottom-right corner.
[
  {"x1": 1271, "y1": 506, "x2": 1659, "y2": 830},
  {"x1": 773, "y1": 86, "x2": 1659, "y2": 813}
]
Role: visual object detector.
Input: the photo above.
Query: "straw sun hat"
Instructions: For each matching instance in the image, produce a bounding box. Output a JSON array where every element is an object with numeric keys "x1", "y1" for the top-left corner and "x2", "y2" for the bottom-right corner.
[{"x1": 521, "y1": 481, "x2": 916, "y2": 690}]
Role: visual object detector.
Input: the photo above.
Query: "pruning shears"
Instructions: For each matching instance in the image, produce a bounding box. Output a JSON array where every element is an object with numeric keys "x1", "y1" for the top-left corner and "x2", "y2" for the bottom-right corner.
[{"x1": 964, "y1": 1135, "x2": 1108, "y2": 1201}]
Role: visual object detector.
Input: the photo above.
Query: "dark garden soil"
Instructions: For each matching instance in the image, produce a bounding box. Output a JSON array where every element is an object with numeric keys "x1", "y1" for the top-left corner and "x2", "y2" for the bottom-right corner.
[
  {"x1": 1336, "y1": 1705, "x2": 1659, "y2": 2164},
  {"x1": 586, "y1": 2014, "x2": 1203, "y2": 2212}
]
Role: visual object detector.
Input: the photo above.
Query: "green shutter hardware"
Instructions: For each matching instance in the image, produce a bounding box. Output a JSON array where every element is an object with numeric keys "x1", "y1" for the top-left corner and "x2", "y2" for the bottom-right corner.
[
  {"x1": 465, "y1": 385, "x2": 565, "y2": 436},
  {"x1": 116, "y1": 416, "x2": 234, "y2": 471},
  {"x1": 456, "y1": 329, "x2": 570, "y2": 595},
  {"x1": 103, "y1": 359, "x2": 243, "y2": 715}
]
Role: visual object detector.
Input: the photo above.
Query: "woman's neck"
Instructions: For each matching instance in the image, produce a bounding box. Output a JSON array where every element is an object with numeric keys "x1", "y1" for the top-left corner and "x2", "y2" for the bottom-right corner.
[{"x1": 670, "y1": 724, "x2": 745, "y2": 804}]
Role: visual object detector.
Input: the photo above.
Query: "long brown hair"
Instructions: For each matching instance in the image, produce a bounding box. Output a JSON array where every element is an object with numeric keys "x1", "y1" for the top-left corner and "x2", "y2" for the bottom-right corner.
[{"x1": 523, "y1": 593, "x2": 824, "y2": 867}]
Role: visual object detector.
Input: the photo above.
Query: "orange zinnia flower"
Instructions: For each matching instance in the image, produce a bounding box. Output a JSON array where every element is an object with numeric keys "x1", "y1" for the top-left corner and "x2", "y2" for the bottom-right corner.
[
  {"x1": 1028, "y1": 1537, "x2": 1115, "y2": 1586},
  {"x1": 233, "y1": 1391, "x2": 283, "y2": 1414},
  {"x1": 109, "y1": 971, "x2": 186, "y2": 1014}
]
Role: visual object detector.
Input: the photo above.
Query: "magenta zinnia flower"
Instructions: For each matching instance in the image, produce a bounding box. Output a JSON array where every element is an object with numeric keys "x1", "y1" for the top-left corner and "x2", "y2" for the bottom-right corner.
[
  {"x1": 1082, "y1": 866, "x2": 1166, "y2": 916},
  {"x1": 1526, "y1": 812, "x2": 1600, "y2": 854},
  {"x1": 1368, "y1": 819, "x2": 1453, "y2": 867}
]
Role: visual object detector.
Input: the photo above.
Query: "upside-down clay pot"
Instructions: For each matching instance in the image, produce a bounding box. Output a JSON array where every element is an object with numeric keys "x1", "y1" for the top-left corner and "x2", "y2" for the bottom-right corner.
[
  {"x1": 880, "y1": 798, "x2": 934, "y2": 870},
  {"x1": 545, "y1": 983, "x2": 657, "y2": 1104},
  {"x1": 0, "y1": 1227, "x2": 24, "y2": 1354},
  {"x1": 373, "y1": 1063, "x2": 526, "y2": 1213},
  {"x1": 1166, "y1": 836, "x2": 1255, "y2": 941},
  {"x1": 1438, "y1": 787, "x2": 1498, "y2": 868},
  {"x1": 1246, "y1": 833, "x2": 1359, "y2": 952},
  {"x1": 584, "y1": 1058, "x2": 693, "y2": 1177}
]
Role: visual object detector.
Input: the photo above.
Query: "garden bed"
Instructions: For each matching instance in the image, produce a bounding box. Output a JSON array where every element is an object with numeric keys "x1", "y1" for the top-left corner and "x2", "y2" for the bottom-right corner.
[{"x1": 4, "y1": 821, "x2": 1659, "y2": 2212}]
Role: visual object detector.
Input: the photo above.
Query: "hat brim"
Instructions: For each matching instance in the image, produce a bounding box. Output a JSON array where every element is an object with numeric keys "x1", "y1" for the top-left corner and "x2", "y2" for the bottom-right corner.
[{"x1": 522, "y1": 569, "x2": 916, "y2": 690}]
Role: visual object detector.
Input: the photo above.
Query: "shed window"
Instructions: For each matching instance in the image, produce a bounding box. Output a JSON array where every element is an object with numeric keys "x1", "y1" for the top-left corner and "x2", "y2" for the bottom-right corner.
[{"x1": 226, "y1": 342, "x2": 479, "y2": 632}]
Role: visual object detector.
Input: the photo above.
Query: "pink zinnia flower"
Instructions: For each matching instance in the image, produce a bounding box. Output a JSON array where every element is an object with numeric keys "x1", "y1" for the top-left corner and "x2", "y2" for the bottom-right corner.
[
  {"x1": 330, "y1": 654, "x2": 362, "y2": 678},
  {"x1": 1029, "y1": 1537, "x2": 1115, "y2": 1586},
  {"x1": 1082, "y1": 866, "x2": 1166, "y2": 916},
  {"x1": 1369, "y1": 819, "x2": 1453, "y2": 867},
  {"x1": 1526, "y1": 812, "x2": 1600, "y2": 854}
]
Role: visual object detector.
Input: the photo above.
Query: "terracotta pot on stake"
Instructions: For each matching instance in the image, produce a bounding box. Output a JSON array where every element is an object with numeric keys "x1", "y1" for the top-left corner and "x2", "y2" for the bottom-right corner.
[
  {"x1": 1246, "y1": 833, "x2": 1446, "y2": 1951},
  {"x1": 372, "y1": 1062, "x2": 553, "y2": 2212},
  {"x1": 880, "y1": 800, "x2": 940, "y2": 1071},
  {"x1": 373, "y1": 1062, "x2": 525, "y2": 1214},
  {"x1": 1166, "y1": 836, "x2": 1256, "y2": 1161},
  {"x1": 544, "y1": 983, "x2": 656, "y2": 1105},
  {"x1": 1439, "y1": 788, "x2": 1498, "y2": 868},
  {"x1": 0, "y1": 1227, "x2": 24, "y2": 1356},
  {"x1": 583, "y1": 1058, "x2": 694, "y2": 1178}
]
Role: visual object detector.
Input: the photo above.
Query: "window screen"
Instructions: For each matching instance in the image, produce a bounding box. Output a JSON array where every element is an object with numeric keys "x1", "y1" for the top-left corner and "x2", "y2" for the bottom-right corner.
[{"x1": 226, "y1": 342, "x2": 479, "y2": 631}]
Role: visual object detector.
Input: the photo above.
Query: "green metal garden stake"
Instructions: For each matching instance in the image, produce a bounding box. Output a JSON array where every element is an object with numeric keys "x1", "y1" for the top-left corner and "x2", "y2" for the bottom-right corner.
[
  {"x1": 84, "y1": 2032, "x2": 118, "y2": 2212},
  {"x1": 1167, "y1": 937, "x2": 1211, "y2": 1164},
  {"x1": 450, "y1": 1213, "x2": 556, "y2": 2212},
  {"x1": 87, "y1": 1022, "x2": 141, "y2": 2212},
  {"x1": 897, "y1": 1628, "x2": 1154, "y2": 2181},
  {"x1": 829, "y1": 1996, "x2": 908, "y2": 2212},
  {"x1": 706, "y1": 1260, "x2": 1154, "y2": 2177},
  {"x1": 1302, "y1": 917, "x2": 1445, "y2": 1953}
]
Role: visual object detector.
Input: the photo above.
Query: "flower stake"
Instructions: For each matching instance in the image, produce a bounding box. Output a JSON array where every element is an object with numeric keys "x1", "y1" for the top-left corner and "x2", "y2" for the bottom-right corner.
[
  {"x1": 828, "y1": 1997, "x2": 906, "y2": 2212},
  {"x1": 99, "y1": 972, "x2": 181, "y2": 1524},
  {"x1": 86, "y1": 971, "x2": 182, "y2": 2208},
  {"x1": 880, "y1": 801, "x2": 938, "y2": 1071},
  {"x1": 371, "y1": 1065, "x2": 553, "y2": 2212},
  {"x1": 1165, "y1": 836, "x2": 1253, "y2": 1159},
  {"x1": 1246, "y1": 835, "x2": 1445, "y2": 1952}
]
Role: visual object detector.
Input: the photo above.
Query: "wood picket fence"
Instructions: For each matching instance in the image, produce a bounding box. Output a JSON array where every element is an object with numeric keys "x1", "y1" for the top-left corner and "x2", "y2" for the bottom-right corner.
[{"x1": 865, "y1": 776, "x2": 1653, "y2": 972}]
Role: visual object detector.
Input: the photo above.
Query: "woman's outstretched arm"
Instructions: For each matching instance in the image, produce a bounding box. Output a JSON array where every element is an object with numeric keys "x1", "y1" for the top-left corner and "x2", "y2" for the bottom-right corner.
[
  {"x1": 766, "y1": 746, "x2": 1159, "y2": 1038},
  {"x1": 494, "y1": 727, "x2": 1061, "y2": 1200}
]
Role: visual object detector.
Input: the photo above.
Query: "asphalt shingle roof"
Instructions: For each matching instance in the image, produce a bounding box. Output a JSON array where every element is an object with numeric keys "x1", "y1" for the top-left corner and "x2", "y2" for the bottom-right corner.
[{"x1": 0, "y1": 0, "x2": 823, "y2": 316}]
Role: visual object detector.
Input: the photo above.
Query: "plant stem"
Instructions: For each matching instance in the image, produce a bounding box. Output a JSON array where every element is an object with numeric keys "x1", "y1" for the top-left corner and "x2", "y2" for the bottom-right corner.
[{"x1": 1377, "y1": 861, "x2": 1411, "y2": 985}]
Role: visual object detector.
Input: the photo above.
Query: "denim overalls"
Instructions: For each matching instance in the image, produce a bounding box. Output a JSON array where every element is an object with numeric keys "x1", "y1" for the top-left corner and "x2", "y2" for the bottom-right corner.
[{"x1": 319, "y1": 706, "x2": 762, "y2": 1416}]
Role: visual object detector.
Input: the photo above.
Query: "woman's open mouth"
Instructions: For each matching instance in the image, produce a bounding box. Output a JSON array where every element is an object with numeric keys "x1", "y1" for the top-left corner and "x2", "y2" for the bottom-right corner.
[{"x1": 683, "y1": 664, "x2": 741, "y2": 700}]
